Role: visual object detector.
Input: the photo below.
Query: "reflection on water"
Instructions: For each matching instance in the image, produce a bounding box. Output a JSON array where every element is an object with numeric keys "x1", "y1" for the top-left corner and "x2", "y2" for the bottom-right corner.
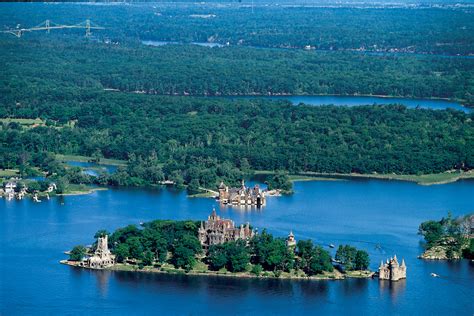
[
  {"x1": 379, "y1": 279, "x2": 406, "y2": 304},
  {"x1": 95, "y1": 270, "x2": 112, "y2": 298}
]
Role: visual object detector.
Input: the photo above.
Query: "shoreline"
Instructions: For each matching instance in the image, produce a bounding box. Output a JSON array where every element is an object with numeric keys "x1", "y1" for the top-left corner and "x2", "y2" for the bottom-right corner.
[
  {"x1": 107, "y1": 90, "x2": 472, "y2": 109},
  {"x1": 58, "y1": 187, "x2": 108, "y2": 196},
  {"x1": 60, "y1": 260, "x2": 374, "y2": 281},
  {"x1": 255, "y1": 170, "x2": 474, "y2": 186}
]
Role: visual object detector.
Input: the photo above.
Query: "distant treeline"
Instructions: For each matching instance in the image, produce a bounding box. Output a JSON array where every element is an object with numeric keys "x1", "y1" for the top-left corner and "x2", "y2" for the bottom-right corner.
[
  {"x1": 2, "y1": 38, "x2": 473, "y2": 105},
  {"x1": 0, "y1": 3, "x2": 472, "y2": 55}
]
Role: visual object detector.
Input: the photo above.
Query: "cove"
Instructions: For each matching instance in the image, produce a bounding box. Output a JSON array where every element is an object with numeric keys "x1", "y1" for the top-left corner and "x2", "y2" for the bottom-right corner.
[{"x1": 1, "y1": 178, "x2": 473, "y2": 314}]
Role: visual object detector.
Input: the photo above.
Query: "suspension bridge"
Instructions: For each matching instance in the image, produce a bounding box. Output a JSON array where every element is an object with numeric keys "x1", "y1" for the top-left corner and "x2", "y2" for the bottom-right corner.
[{"x1": 1, "y1": 19, "x2": 105, "y2": 38}]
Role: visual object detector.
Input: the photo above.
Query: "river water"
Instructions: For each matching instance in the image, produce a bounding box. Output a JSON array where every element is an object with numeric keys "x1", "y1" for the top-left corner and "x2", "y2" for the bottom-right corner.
[{"x1": 1, "y1": 179, "x2": 473, "y2": 315}]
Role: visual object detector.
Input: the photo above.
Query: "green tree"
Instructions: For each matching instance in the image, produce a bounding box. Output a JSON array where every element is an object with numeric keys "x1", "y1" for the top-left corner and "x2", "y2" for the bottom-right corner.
[
  {"x1": 266, "y1": 170, "x2": 293, "y2": 193},
  {"x1": 114, "y1": 243, "x2": 130, "y2": 263},
  {"x1": 142, "y1": 229, "x2": 168, "y2": 263},
  {"x1": 335, "y1": 245, "x2": 357, "y2": 271},
  {"x1": 227, "y1": 240, "x2": 250, "y2": 272},
  {"x1": 208, "y1": 244, "x2": 228, "y2": 271},
  {"x1": 143, "y1": 249, "x2": 154, "y2": 266},
  {"x1": 308, "y1": 246, "x2": 333, "y2": 275},
  {"x1": 251, "y1": 264, "x2": 263, "y2": 276},
  {"x1": 187, "y1": 179, "x2": 201, "y2": 195},
  {"x1": 171, "y1": 235, "x2": 201, "y2": 271},
  {"x1": 69, "y1": 245, "x2": 87, "y2": 261},
  {"x1": 354, "y1": 250, "x2": 370, "y2": 270},
  {"x1": 126, "y1": 236, "x2": 144, "y2": 260},
  {"x1": 418, "y1": 220, "x2": 444, "y2": 247}
]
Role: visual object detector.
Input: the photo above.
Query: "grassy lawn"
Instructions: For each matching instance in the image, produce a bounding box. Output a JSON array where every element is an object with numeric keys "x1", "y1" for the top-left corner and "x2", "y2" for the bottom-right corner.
[
  {"x1": 188, "y1": 191, "x2": 218, "y2": 198},
  {"x1": 255, "y1": 170, "x2": 474, "y2": 185},
  {"x1": 0, "y1": 118, "x2": 45, "y2": 127},
  {"x1": 331, "y1": 170, "x2": 474, "y2": 185},
  {"x1": 61, "y1": 184, "x2": 107, "y2": 195},
  {"x1": 0, "y1": 169, "x2": 20, "y2": 178},
  {"x1": 56, "y1": 154, "x2": 127, "y2": 166}
]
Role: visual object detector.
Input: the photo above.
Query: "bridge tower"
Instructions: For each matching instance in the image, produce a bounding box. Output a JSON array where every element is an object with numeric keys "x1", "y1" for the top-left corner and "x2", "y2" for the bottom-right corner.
[
  {"x1": 85, "y1": 19, "x2": 91, "y2": 37},
  {"x1": 45, "y1": 20, "x2": 50, "y2": 34}
]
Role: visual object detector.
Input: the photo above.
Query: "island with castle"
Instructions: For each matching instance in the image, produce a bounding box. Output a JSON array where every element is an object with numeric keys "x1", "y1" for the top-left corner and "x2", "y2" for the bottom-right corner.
[
  {"x1": 61, "y1": 209, "x2": 406, "y2": 282},
  {"x1": 217, "y1": 180, "x2": 267, "y2": 207}
]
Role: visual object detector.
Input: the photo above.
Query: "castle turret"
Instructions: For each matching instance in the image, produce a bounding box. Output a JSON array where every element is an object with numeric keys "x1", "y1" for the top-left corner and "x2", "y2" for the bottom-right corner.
[
  {"x1": 87, "y1": 235, "x2": 114, "y2": 269},
  {"x1": 286, "y1": 230, "x2": 297, "y2": 248}
]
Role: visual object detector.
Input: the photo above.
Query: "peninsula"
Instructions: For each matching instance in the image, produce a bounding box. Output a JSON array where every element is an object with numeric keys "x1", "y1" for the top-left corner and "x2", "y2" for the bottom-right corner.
[
  {"x1": 62, "y1": 209, "x2": 379, "y2": 281},
  {"x1": 418, "y1": 213, "x2": 473, "y2": 260}
]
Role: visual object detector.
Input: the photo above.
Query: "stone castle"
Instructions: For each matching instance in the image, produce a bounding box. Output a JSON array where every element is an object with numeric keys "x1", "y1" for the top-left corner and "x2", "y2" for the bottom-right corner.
[
  {"x1": 198, "y1": 209, "x2": 255, "y2": 250},
  {"x1": 379, "y1": 255, "x2": 406, "y2": 281},
  {"x1": 85, "y1": 235, "x2": 115, "y2": 269},
  {"x1": 218, "y1": 180, "x2": 266, "y2": 207}
]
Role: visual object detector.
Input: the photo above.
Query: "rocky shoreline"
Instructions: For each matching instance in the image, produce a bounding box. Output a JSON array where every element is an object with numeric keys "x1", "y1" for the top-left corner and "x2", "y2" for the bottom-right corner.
[{"x1": 419, "y1": 246, "x2": 462, "y2": 260}]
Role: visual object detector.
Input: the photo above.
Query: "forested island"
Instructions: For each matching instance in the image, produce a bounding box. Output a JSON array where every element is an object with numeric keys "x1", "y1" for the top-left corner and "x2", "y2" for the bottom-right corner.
[
  {"x1": 63, "y1": 216, "x2": 372, "y2": 280},
  {"x1": 418, "y1": 213, "x2": 473, "y2": 260}
]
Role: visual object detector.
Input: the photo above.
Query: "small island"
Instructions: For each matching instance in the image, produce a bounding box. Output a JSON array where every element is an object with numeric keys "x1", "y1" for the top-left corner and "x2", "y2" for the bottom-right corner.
[
  {"x1": 62, "y1": 209, "x2": 376, "y2": 281},
  {"x1": 418, "y1": 213, "x2": 473, "y2": 260}
]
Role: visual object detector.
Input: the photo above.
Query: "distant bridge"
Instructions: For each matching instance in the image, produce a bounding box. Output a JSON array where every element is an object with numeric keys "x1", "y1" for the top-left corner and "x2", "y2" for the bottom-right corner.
[{"x1": 1, "y1": 19, "x2": 105, "y2": 38}]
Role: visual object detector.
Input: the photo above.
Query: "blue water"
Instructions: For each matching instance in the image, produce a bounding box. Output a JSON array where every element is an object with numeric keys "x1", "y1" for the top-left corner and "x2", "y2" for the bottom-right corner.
[
  {"x1": 229, "y1": 95, "x2": 470, "y2": 113},
  {"x1": 66, "y1": 161, "x2": 118, "y2": 176},
  {"x1": 142, "y1": 40, "x2": 224, "y2": 48},
  {"x1": 1, "y1": 179, "x2": 473, "y2": 314}
]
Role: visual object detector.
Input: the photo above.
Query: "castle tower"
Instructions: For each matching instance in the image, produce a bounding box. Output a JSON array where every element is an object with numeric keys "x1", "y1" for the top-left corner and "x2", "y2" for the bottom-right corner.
[
  {"x1": 209, "y1": 208, "x2": 219, "y2": 221},
  {"x1": 379, "y1": 255, "x2": 407, "y2": 281},
  {"x1": 95, "y1": 235, "x2": 111, "y2": 259},
  {"x1": 87, "y1": 235, "x2": 114, "y2": 268},
  {"x1": 198, "y1": 221, "x2": 206, "y2": 245},
  {"x1": 286, "y1": 231, "x2": 297, "y2": 248}
]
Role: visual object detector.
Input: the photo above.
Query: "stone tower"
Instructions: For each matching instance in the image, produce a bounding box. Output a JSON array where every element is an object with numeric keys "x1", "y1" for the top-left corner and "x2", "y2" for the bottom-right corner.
[
  {"x1": 379, "y1": 255, "x2": 406, "y2": 281},
  {"x1": 86, "y1": 235, "x2": 114, "y2": 269}
]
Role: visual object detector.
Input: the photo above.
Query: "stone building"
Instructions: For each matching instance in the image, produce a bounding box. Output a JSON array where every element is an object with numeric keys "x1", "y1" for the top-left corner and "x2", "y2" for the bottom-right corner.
[
  {"x1": 198, "y1": 209, "x2": 255, "y2": 250},
  {"x1": 286, "y1": 231, "x2": 297, "y2": 248},
  {"x1": 218, "y1": 180, "x2": 266, "y2": 207},
  {"x1": 86, "y1": 235, "x2": 115, "y2": 269},
  {"x1": 379, "y1": 255, "x2": 406, "y2": 281}
]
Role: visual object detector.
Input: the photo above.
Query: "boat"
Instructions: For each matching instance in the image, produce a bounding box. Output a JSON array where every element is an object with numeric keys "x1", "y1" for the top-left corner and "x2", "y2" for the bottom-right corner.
[
  {"x1": 329, "y1": 244, "x2": 335, "y2": 248},
  {"x1": 430, "y1": 273, "x2": 439, "y2": 278}
]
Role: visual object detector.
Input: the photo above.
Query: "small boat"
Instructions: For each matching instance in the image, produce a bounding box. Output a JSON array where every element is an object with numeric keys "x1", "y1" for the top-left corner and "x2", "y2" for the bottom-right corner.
[
  {"x1": 430, "y1": 273, "x2": 439, "y2": 278},
  {"x1": 329, "y1": 244, "x2": 335, "y2": 248}
]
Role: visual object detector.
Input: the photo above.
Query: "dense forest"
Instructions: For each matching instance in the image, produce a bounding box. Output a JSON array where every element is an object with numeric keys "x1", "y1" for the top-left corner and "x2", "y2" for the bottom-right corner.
[
  {"x1": 1, "y1": 2, "x2": 472, "y2": 55},
  {"x1": 2, "y1": 37, "x2": 473, "y2": 105},
  {"x1": 1, "y1": 91, "x2": 473, "y2": 191}
]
